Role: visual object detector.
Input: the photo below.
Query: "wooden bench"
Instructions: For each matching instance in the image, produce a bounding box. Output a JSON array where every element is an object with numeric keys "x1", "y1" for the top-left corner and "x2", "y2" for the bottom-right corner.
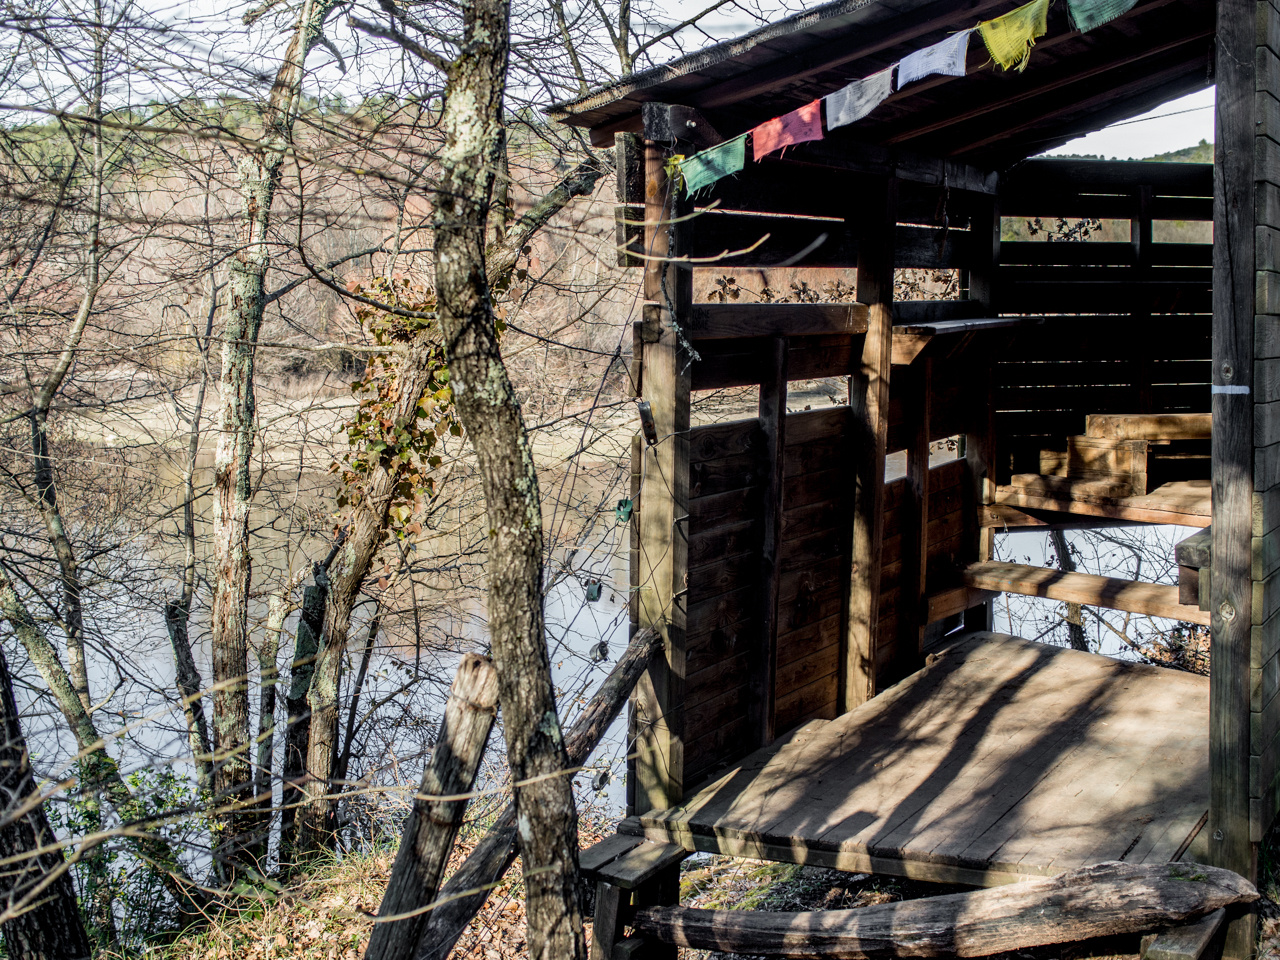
[
  {"x1": 891, "y1": 315, "x2": 1039, "y2": 365},
  {"x1": 582, "y1": 835, "x2": 688, "y2": 960},
  {"x1": 1142, "y1": 907, "x2": 1227, "y2": 960},
  {"x1": 964, "y1": 560, "x2": 1210, "y2": 626}
]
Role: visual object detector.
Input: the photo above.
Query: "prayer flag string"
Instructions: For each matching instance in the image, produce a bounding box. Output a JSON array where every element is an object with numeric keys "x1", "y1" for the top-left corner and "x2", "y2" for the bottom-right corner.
[{"x1": 668, "y1": 0, "x2": 1143, "y2": 197}]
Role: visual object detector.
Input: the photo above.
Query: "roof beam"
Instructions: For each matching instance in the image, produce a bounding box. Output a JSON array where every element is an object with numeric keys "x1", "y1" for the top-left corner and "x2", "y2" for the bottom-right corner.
[
  {"x1": 883, "y1": 19, "x2": 1212, "y2": 146},
  {"x1": 686, "y1": 0, "x2": 1009, "y2": 110},
  {"x1": 947, "y1": 48, "x2": 1211, "y2": 157}
]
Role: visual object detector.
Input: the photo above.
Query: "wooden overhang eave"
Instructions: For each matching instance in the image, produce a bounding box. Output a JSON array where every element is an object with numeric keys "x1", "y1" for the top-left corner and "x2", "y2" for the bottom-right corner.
[{"x1": 545, "y1": 0, "x2": 1214, "y2": 168}]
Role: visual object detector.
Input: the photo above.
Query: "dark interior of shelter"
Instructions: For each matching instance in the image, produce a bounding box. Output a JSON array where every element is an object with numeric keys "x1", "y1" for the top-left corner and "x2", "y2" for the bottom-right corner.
[{"x1": 546, "y1": 0, "x2": 1280, "y2": 954}]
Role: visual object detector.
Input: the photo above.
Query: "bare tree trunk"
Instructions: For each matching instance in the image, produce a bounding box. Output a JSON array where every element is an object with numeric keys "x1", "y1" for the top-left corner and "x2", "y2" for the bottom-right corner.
[
  {"x1": 1050, "y1": 529, "x2": 1088, "y2": 651},
  {"x1": 247, "y1": 587, "x2": 289, "y2": 865},
  {"x1": 208, "y1": 0, "x2": 339, "y2": 881},
  {"x1": 432, "y1": 3, "x2": 587, "y2": 953},
  {"x1": 166, "y1": 281, "x2": 218, "y2": 793},
  {"x1": 333, "y1": 612, "x2": 378, "y2": 788},
  {"x1": 366, "y1": 654, "x2": 499, "y2": 960},
  {"x1": 0, "y1": 644, "x2": 93, "y2": 960},
  {"x1": 0, "y1": 567, "x2": 201, "y2": 915},
  {"x1": 281, "y1": 577, "x2": 326, "y2": 862},
  {"x1": 27, "y1": 1, "x2": 107, "y2": 721}
]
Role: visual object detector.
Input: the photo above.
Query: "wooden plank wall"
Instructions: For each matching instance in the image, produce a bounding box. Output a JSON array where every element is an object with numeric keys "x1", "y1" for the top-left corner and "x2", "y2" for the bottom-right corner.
[
  {"x1": 878, "y1": 459, "x2": 969, "y2": 677},
  {"x1": 994, "y1": 161, "x2": 1213, "y2": 476},
  {"x1": 775, "y1": 407, "x2": 852, "y2": 733},
  {"x1": 683, "y1": 418, "x2": 766, "y2": 786}
]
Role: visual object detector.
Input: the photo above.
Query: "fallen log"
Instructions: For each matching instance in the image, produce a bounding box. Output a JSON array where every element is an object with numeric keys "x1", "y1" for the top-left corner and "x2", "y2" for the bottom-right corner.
[
  {"x1": 366, "y1": 654, "x2": 499, "y2": 960},
  {"x1": 630, "y1": 861, "x2": 1257, "y2": 959},
  {"x1": 415, "y1": 627, "x2": 662, "y2": 960}
]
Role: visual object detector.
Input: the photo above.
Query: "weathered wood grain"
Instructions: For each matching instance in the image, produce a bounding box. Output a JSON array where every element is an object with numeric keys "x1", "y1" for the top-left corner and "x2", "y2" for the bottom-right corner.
[
  {"x1": 963, "y1": 561, "x2": 1210, "y2": 625},
  {"x1": 630, "y1": 862, "x2": 1255, "y2": 958},
  {"x1": 367, "y1": 655, "x2": 498, "y2": 960},
  {"x1": 635, "y1": 633, "x2": 1210, "y2": 886},
  {"x1": 1086, "y1": 413, "x2": 1213, "y2": 441}
]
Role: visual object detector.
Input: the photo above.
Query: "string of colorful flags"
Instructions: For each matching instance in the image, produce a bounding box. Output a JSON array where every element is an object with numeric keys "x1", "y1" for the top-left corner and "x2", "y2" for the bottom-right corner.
[{"x1": 675, "y1": 0, "x2": 1140, "y2": 198}]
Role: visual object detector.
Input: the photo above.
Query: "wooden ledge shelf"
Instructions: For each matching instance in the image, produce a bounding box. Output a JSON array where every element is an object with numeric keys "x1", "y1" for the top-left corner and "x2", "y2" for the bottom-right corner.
[
  {"x1": 991, "y1": 479, "x2": 1211, "y2": 528},
  {"x1": 963, "y1": 561, "x2": 1209, "y2": 626},
  {"x1": 643, "y1": 301, "x2": 869, "y2": 341},
  {"x1": 892, "y1": 316, "x2": 1042, "y2": 365}
]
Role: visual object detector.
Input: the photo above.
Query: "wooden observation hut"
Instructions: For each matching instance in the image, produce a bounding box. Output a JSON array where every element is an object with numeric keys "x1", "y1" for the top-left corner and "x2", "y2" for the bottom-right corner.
[{"x1": 548, "y1": 0, "x2": 1276, "y2": 953}]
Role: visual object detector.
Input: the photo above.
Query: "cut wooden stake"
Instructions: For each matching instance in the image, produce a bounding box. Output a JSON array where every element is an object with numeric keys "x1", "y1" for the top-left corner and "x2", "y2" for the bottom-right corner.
[
  {"x1": 631, "y1": 861, "x2": 1256, "y2": 958},
  {"x1": 366, "y1": 654, "x2": 499, "y2": 960},
  {"x1": 415, "y1": 628, "x2": 663, "y2": 960}
]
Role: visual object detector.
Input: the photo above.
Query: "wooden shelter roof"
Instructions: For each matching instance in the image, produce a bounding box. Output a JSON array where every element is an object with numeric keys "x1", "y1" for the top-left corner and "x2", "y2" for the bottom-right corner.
[{"x1": 547, "y1": 0, "x2": 1213, "y2": 168}]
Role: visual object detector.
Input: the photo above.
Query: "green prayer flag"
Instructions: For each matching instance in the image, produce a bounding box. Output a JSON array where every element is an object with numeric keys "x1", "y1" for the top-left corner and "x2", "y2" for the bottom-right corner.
[
  {"x1": 679, "y1": 135, "x2": 746, "y2": 197},
  {"x1": 1065, "y1": 0, "x2": 1139, "y2": 32},
  {"x1": 977, "y1": 0, "x2": 1049, "y2": 72}
]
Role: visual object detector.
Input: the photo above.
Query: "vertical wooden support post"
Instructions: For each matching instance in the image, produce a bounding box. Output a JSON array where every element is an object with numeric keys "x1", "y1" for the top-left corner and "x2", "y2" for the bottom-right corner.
[
  {"x1": 632, "y1": 127, "x2": 691, "y2": 813},
  {"x1": 900, "y1": 358, "x2": 931, "y2": 668},
  {"x1": 626, "y1": 431, "x2": 642, "y2": 817},
  {"x1": 756, "y1": 337, "x2": 788, "y2": 745},
  {"x1": 1211, "y1": 0, "x2": 1259, "y2": 952},
  {"x1": 1132, "y1": 185, "x2": 1155, "y2": 415},
  {"x1": 964, "y1": 194, "x2": 999, "y2": 632},
  {"x1": 844, "y1": 178, "x2": 897, "y2": 708}
]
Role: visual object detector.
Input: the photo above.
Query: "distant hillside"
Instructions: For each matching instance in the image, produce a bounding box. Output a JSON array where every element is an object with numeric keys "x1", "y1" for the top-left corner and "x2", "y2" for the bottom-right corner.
[
  {"x1": 1144, "y1": 138, "x2": 1213, "y2": 163},
  {"x1": 1048, "y1": 138, "x2": 1214, "y2": 164}
]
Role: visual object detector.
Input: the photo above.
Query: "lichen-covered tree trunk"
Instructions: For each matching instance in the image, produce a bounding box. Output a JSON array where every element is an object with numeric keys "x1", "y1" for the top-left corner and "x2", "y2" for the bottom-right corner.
[
  {"x1": 431, "y1": 2, "x2": 587, "y2": 955},
  {"x1": 0, "y1": 643, "x2": 92, "y2": 960},
  {"x1": 208, "y1": 0, "x2": 337, "y2": 880}
]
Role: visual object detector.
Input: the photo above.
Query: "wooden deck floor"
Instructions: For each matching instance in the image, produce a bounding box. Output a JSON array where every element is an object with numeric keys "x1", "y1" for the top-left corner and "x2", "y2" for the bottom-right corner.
[{"x1": 620, "y1": 632, "x2": 1209, "y2": 887}]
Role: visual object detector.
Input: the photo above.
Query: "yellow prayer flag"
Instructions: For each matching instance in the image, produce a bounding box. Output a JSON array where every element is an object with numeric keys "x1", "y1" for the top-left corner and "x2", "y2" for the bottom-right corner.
[{"x1": 978, "y1": 0, "x2": 1050, "y2": 72}]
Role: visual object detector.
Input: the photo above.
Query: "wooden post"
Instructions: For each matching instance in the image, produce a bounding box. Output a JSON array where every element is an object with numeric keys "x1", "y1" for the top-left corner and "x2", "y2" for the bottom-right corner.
[
  {"x1": 633, "y1": 118, "x2": 692, "y2": 812},
  {"x1": 900, "y1": 358, "x2": 931, "y2": 669},
  {"x1": 415, "y1": 629, "x2": 663, "y2": 960},
  {"x1": 1132, "y1": 184, "x2": 1155, "y2": 414},
  {"x1": 844, "y1": 178, "x2": 897, "y2": 708},
  {"x1": 1211, "y1": 0, "x2": 1260, "y2": 952},
  {"x1": 366, "y1": 654, "x2": 499, "y2": 960},
  {"x1": 964, "y1": 195, "x2": 999, "y2": 633},
  {"x1": 756, "y1": 336, "x2": 788, "y2": 744}
]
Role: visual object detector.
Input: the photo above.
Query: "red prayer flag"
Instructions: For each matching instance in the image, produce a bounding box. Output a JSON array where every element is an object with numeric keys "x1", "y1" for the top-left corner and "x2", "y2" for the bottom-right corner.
[{"x1": 751, "y1": 99, "x2": 823, "y2": 161}]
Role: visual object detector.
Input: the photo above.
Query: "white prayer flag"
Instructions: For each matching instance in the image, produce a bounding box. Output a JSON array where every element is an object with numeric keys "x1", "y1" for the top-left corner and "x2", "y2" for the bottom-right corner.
[
  {"x1": 824, "y1": 66, "x2": 894, "y2": 130},
  {"x1": 897, "y1": 29, "x2": 971, "y2": 88}
]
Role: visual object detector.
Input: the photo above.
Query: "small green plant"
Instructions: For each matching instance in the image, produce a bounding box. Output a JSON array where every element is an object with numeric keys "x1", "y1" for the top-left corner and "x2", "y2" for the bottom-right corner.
[{"x1": 49, "y1": 765, "x2": 206, "y2": 953}]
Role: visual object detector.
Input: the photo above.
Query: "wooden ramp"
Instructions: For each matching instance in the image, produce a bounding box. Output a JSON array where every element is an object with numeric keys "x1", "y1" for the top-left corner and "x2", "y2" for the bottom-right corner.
[{"x1": 622, "y1": 632, "x2": 1209, "y2": 887}]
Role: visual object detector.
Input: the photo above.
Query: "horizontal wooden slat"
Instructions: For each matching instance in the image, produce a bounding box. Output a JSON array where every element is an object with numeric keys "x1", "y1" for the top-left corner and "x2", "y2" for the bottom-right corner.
[
  {"x1": 998, "y1": 280, "x2": 1212, "y2": 313},
  {"x1": 893, "y1": 299, "x2": 985, "y2": 324},
  {"x1": 963, "y1": 560, "x2": 1210, "y2": 625},
  {"x1": 1000, "y1": 158, "x2": 1214, "y2": 196},
  {"x1": 649, "y1": 302, "x2": 869, "y2": 340},
  {"x1": 1085, "y1": 413, "x2": 1212, "y2": 440},
  {"x1": 1000, "y1": 241, "x2": 1211, "y2": 268},
  {"x1": 682, "y1": 212, "x2": 969, "y2": 269},
  {"x1": 999, "y1": 194, "x2": 1212, "y2": 221},
  {"x1": 689, "y1": 418, "x2": 762, "y2": 462},
  {"x1": 991, "y1": 480, "x2": 1212, "y2": 527}
]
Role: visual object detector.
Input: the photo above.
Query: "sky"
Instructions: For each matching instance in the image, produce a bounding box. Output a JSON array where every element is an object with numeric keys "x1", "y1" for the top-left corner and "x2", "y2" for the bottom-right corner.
[{"x1": 1040, "y1": 87, "x2": 1216, "y2": 159}]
